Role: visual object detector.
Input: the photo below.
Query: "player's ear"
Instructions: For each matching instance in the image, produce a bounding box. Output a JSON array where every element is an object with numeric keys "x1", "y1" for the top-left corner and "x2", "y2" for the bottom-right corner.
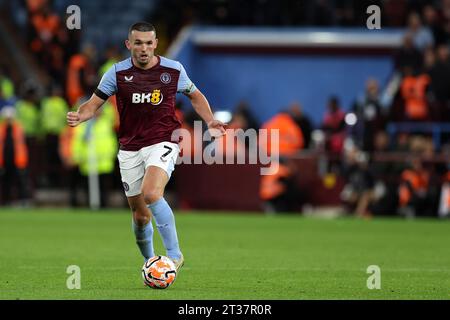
[{"x1": 125, "y1": 39, "x2": 131, "y2": 50}]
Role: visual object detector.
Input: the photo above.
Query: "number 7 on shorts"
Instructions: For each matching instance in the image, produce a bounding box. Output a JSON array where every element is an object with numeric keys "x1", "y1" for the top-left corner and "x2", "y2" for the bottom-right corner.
[{"x1": 160, "y1": 145, "x2": 173, "y2": 162}]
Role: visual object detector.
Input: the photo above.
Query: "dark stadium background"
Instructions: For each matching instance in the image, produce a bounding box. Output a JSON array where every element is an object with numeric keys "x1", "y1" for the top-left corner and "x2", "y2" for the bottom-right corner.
[{"x1": 1, "y1": 0, "x2": 449, "y2": 218}]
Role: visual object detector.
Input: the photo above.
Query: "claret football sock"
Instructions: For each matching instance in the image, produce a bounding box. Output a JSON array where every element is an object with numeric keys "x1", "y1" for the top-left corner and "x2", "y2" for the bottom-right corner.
[
  {"x1": 132, "y1": 218, "x2": 155, "y2": 261},
  {"x1": 147, "y1": 198, "x2": 182, "y2": 260}
]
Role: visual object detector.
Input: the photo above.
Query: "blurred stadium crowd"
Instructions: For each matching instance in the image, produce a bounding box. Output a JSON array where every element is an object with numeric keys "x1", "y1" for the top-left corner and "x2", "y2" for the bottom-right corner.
[{"x1": 0, "y1": 0, "x2": 449, "y2": 218}]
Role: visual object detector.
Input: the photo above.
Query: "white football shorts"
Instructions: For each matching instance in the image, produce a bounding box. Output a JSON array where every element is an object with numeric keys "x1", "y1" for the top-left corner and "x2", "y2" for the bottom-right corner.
[{"x1": 117, "y1": 141, "x2": 179, "y2": 197}]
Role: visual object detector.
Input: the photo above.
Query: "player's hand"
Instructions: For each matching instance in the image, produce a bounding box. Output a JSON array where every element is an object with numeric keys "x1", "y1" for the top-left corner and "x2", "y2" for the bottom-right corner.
[
  {"x1": 67, "y1": 111, "x2": 81, "y2": 127},
  {"x1": 207, "y1": 120, "x2": 226, "y2": 138}
]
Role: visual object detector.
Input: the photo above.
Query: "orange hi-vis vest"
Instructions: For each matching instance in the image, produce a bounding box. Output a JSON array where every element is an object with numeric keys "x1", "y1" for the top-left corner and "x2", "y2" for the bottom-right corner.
[
  {"x1": 67, "y1": 54, "x2": 88, "y2": 106},
  {"x1": 398, "y1": 169, "x2": 429, "y2": 206},
  {"x1": 260, "y1": 113, "x2": 304, "y2": 156},
  {"x1": 260, "y1": 163, "x2": 291, "y2": 200},
  {"x1": 0, "y1": 121, "x2": 28, "y2": 169},
  {"x1": 31, "y1": 13, "x2": 60, "y2": 37},
  {"x1": 29, "y1": 12, "x2": 60, "y2": 53},
  {"x1": 400, "y1": 74, "x2": 430, "y2": 120},
  {"x1": 59, "y1": 126, "x2": 75, "y2": 164}
]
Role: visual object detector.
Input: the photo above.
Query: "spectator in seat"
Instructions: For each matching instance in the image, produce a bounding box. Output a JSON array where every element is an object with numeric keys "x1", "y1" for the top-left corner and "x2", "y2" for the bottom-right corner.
[
  {"x1": 322, "y1": 96, "x2": 346, "y2": 155},
  {"x1": 398, "y1": 157, "x2": 437, "y2": 217},
  {"x1": 234, "y1": 100, "x2": 260, "y2": 131},
  {"x1": 260, "y1": 157, "x2": 301, "y2": 213},
  {"x1": 395, "y1": 33, "x2": 423, "y2": 74},
  {"x1": 260, "y1": 110, "x2": 304, "y2": 157},
  {"x1": 422, "y1": 5, "x2": 447, "y2": 46},
  {"x1": 28, "y1": 4, "x2": 61, "y2": 61},
  {"x1": 406, "y1": 12, "x2": 434, "y2": 52},
  {"x1": 395, "y1": 33, "x2": 423, "y2": 73},
  {"x1": 400, "y1": 66, "x2": 431, "y2": 121},
  {"x1": 66, "y1": 44, "x2": 98, "y2": 106},
  {"x1": 289, "y1": 101, "x2": 313, "y2": 149},
  {"x1": 427, "y1": 45, "x2": 450, "y2": 121}
]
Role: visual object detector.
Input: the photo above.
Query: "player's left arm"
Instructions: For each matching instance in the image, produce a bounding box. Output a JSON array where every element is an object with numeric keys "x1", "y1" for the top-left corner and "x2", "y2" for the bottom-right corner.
[
  {"x1": 185, "y1": 89, "x2": 226, "y2": 136},
  {"x1": 177, "y1": 62, "x2": 225, "y2": 136}
]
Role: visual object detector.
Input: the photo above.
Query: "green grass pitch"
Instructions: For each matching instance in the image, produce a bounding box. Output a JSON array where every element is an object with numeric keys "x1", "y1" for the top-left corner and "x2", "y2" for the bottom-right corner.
[{"x1": 0, "y1": 208, "x2": 449, "y2": 299}]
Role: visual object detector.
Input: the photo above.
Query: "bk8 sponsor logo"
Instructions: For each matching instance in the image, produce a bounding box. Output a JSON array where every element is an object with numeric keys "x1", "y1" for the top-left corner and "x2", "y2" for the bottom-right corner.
[{"x1": 132, "y1": 89, "x2": 163, "y2": 105}]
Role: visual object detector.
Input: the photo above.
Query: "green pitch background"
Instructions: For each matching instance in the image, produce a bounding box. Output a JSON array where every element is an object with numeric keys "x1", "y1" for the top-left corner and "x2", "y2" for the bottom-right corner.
[{"x1": 0, "y1": 209, "x2": 449, "y2": 300}]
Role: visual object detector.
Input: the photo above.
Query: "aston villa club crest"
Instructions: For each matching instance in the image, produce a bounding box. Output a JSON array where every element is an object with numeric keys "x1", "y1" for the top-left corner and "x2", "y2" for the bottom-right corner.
[{"x1": 160, "y1": 72, "x2": 171, "y2": 84}]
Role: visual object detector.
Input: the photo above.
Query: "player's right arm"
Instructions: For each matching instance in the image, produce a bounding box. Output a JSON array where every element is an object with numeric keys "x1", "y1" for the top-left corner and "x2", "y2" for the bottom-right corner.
[
  {"x1": 66, "y1": 94, "x2": 105, "y2": 127},
  {"x1": 67, "y1": 64, "x2": 118, "y2": 127}
]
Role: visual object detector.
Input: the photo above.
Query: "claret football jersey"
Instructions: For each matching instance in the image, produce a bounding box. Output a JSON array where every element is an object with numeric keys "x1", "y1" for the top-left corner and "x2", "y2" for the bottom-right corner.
[{"x1": 95, "y1": 56, "x2": 196, "y2": 151}]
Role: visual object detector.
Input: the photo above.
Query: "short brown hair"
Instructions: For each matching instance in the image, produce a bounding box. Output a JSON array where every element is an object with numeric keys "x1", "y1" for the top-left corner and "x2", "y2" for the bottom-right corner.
[{"x1": 128, "y1": 22, "x2": 156, "y2": 36}]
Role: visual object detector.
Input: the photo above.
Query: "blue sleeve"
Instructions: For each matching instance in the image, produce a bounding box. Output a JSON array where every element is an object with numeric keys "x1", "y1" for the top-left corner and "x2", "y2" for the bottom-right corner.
[
  {"x1": 177, "y1": 63, "x2": 197, "y2": 94},
  {"x1": 97, "y1": 65, "x2": 117, "y2": 97}
]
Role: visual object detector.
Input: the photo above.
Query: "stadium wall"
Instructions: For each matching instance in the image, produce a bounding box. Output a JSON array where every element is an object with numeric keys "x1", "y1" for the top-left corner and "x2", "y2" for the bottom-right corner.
[{"x1": 170, "y1": 27, "x2": 405, "y2": 126}]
